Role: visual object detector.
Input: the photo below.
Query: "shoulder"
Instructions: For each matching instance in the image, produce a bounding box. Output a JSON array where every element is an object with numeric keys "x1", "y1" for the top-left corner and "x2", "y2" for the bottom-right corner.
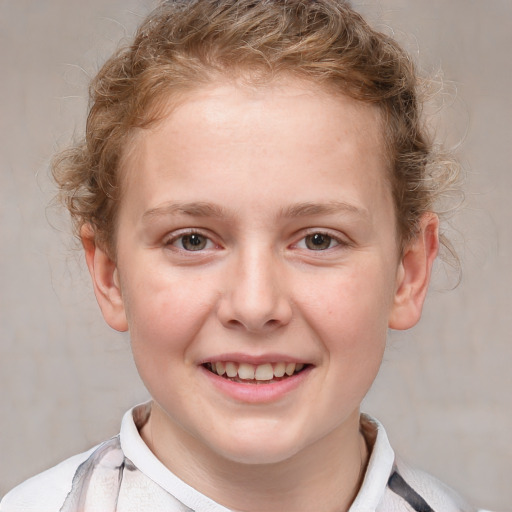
[
  {"x1": 387, "y1": 457, "x2": 477, "y2": 512},
  {"x1": 356, "y1": 414, "x2": 479, "y2": 512},
  {"x1": 0, "y1": 445, "x2": 99, "y2": 512}
]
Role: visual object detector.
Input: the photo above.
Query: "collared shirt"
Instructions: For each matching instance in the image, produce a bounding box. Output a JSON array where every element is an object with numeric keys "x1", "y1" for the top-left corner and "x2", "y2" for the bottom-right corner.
[{"x1": 0, "y1": 403, "x2": 482, "y2": 512}]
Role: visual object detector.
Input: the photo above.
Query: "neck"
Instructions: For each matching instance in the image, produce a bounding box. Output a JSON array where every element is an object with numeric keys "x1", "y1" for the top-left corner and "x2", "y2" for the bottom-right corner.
[{"x1": 141, "y1": 403, "x2": 369, "y2": 512}]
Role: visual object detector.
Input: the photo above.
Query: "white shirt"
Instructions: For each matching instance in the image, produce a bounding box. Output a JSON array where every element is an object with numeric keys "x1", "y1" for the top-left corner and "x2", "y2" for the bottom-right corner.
[{"x1": 0, "y1": 403, "x2": 482, "y2": 512}]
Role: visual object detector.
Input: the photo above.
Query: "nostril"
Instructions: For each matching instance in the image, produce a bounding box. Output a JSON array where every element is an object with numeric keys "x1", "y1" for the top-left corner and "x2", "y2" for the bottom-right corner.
[
  {"x1": 226, "y1": 319, "x2": 244, "y2": 329},
  {"x1": 216, "y1": 285, "x2": 293, "y2": 332},
  {"x1": 224, "y1": 318, "x2": 280, "y2": 332}
]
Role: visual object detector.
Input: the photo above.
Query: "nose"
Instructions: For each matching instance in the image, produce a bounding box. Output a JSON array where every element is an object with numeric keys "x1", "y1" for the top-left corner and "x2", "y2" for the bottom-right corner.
[{"x1": 217, "y1": 246, "x2": 293, "y2": 333}]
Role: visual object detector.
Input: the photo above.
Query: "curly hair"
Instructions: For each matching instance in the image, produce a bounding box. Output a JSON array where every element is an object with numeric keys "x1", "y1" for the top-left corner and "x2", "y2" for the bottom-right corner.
[{"x1": 53, "y1": 0, "x2": 460, "y2": 259}]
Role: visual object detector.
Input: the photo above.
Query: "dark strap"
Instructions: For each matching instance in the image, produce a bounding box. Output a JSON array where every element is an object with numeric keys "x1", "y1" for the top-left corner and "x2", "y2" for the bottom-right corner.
[{"x1": 388, "y1": 470, "x2": 435, "y2": 512}]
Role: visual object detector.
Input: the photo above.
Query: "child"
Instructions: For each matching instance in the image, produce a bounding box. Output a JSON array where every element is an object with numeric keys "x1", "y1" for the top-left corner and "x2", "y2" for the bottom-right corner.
[{"x1": 0, "y1": 1, "x2": 486, "y2": 511}]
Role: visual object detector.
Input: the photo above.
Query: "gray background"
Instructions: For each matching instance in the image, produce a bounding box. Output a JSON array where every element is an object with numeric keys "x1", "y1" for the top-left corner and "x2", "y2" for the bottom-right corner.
[{"x1": 0, "y1": 1, "x2": 510, "y2": 510}]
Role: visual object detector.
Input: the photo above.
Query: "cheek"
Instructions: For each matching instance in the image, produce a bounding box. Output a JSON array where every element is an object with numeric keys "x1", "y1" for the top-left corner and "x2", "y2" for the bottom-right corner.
[
  {"x1": 294, "y1": 262, "x2": 394, "y2": 396},
  {"x1": 299, "y1": 264, "x2": 394, "y2": 336},
  {"x1": 121, "y1": 265, "x2": 217, "y2": 354}
]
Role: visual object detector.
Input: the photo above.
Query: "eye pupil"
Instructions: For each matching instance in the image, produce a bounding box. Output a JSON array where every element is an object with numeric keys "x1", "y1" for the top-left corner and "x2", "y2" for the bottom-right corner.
[
  {"x1": 311, "y1": 234, "x2": 325, "y2": 245},
  {"x1": 182, "y1": 234, "x2": 207, "y2": 251},
  {"x1": 305, "y1": 233, "x2": 332, "y2": 250}
]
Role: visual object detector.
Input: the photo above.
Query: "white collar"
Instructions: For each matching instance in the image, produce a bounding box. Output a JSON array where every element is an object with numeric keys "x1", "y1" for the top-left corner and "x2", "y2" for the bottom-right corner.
[{"x1": 120, "y1": 402, "x2": 395, "y2": 512}]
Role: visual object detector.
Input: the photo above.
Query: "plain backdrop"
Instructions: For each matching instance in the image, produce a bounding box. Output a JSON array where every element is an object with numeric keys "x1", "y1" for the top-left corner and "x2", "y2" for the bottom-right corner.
[{"x1": 0, "y1": 1, "x2": 511, "y2": 510}]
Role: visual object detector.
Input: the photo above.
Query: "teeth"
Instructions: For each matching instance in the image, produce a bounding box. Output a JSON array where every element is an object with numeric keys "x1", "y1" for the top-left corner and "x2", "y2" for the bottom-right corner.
[
  {"x1": 238, "y1": 363, "x2": 255, "y2": 380},
  {"x1": 209, "y1": 361, "x2": 306, "y2": 380},
  {"x1": 225, "y1": 362, "x2": 238, "y2": 378},
  {"x1": 273, "y1": 362, "x2": 286, "y2": 377},
  {"x1": 285, "y1": 362, "x2": 296, "y2": 376},
  {"x1": 255, "y1": 363, "x2": 274, "y2": 381},
  {"x1": 215, "y1": 362, "x2": 226, "y2": 376}
]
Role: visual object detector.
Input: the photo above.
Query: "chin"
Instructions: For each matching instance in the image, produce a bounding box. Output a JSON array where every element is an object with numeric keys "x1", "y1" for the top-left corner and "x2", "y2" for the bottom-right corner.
[
  {"x1": 218, "y1": 444, "x2": 301, "y2": 466},
  {"x1": 206, "y1": 426, "x2": 309, "y2": 466}
]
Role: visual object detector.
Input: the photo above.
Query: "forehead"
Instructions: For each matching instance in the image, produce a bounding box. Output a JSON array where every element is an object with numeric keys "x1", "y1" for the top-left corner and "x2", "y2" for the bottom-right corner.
[
  {"x1": 118, "y1": 78, "x2": 392, "y2": 227},
  {"x1": 123, "y1": 76, "x2": 387, "y2": 158}
]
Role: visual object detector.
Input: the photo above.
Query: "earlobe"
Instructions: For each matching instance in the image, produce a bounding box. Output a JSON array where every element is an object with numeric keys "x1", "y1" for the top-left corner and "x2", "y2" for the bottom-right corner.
[
  {"x1": 81, "y1": 224, "x2": 128, "y2": 332},
  {"x1": 388, "y1": 213, "x2": 439, "y2": 330}
]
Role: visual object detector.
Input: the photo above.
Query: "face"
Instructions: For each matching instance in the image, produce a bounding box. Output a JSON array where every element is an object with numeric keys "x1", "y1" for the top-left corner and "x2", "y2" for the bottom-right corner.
[{"x1": 86, "y1": 78, "x2": 437, "y2": 469}]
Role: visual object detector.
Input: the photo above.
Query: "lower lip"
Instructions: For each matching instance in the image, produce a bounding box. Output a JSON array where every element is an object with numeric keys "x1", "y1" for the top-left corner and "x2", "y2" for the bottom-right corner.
[{"x1": 200, "y1": 365, "x2": 312, "y2": 403}]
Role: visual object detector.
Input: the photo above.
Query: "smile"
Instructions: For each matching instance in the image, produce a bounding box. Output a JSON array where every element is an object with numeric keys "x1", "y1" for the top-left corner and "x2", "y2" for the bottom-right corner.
[{"x1": 203, "y1": 361, "x2": 307, "y2": 383}]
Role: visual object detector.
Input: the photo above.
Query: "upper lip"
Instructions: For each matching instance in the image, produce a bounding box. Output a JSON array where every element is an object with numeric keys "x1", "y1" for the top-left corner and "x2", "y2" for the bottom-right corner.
[{"x1": 198, "y1": 353, "x2": 311, "y2": 365}]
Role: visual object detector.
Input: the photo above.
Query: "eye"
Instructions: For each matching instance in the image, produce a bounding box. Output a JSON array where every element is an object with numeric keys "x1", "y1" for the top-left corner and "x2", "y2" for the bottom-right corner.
[
  {"x1": 170, "y1": 233, "x2": 214, "y2": 251},
  {"x1": 298, "y1": 232, "x2": 340, "y2": 251}
]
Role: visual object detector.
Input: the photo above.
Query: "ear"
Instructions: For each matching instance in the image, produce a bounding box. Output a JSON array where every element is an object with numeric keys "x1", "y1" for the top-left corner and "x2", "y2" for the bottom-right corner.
[
  {"x1": 81, "y1": 224, "x2": 128, "y2": 332},
  {"x1": 388, "y1": 213, "x2": 439, "y2": 330}
]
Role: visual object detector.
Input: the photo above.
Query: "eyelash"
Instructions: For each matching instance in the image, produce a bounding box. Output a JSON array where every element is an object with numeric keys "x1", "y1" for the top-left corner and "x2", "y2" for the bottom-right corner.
[
  {"x1": 294, "y1": 231, "x2": 345, "y2": 251},
  {"x1": 164, "y1": 229, "x2": 347, "y2": 253},
  {"x1": 164, "y1": 230, "x2": 217, "y2": 252}
]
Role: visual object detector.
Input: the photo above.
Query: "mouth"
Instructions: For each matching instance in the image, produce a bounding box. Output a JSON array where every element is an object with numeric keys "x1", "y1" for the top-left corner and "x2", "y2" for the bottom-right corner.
[{"x1": 202, "y1": 361, "x2": 309, "y2": 384}]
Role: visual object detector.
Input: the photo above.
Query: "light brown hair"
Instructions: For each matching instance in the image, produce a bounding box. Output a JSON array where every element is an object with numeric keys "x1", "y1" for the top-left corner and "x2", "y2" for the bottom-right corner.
[{"x1": 53, "y1": 0, "x2": 460, "y2": 259}]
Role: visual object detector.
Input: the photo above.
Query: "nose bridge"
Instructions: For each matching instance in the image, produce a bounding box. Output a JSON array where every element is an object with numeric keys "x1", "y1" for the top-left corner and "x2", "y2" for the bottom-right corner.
[{"x1": 220, "y1": 241, "x2": 291, "y2": 332}]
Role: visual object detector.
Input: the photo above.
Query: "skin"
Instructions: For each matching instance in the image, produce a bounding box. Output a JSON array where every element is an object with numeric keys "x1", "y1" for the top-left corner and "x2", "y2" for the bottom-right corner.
[{"x1": 82, "y1": 78, "x2": 439, "y2": 512}]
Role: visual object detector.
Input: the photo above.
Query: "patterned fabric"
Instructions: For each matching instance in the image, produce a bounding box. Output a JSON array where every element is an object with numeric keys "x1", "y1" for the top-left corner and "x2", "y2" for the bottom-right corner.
[
  {"x1": 0, "y1": 404, "x2": 480, "y2": 512},
  {"x1": 58, "y1": 437, "x2": 192, "y2": 512},
  {"x1": 388, "y1": 471, "x2": 435, "y2": 512}
]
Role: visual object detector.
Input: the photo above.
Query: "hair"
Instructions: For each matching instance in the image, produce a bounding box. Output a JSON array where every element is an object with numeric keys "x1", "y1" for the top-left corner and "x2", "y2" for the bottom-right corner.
[{"x1": 53, "y1": 0, "x2": 460, "y2": 261}]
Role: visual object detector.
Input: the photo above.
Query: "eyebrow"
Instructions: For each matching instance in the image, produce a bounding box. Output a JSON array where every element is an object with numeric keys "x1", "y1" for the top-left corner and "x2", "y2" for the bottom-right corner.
[
  {"x1": 141, "y1": 200, "x2": 368, "y2": 222},
  {"x1": 279, "y1": 201, "x2": 369, "y2": 219},
  {"x1": 142, "y1": 201, "x2": 228, "y2": 222}
]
